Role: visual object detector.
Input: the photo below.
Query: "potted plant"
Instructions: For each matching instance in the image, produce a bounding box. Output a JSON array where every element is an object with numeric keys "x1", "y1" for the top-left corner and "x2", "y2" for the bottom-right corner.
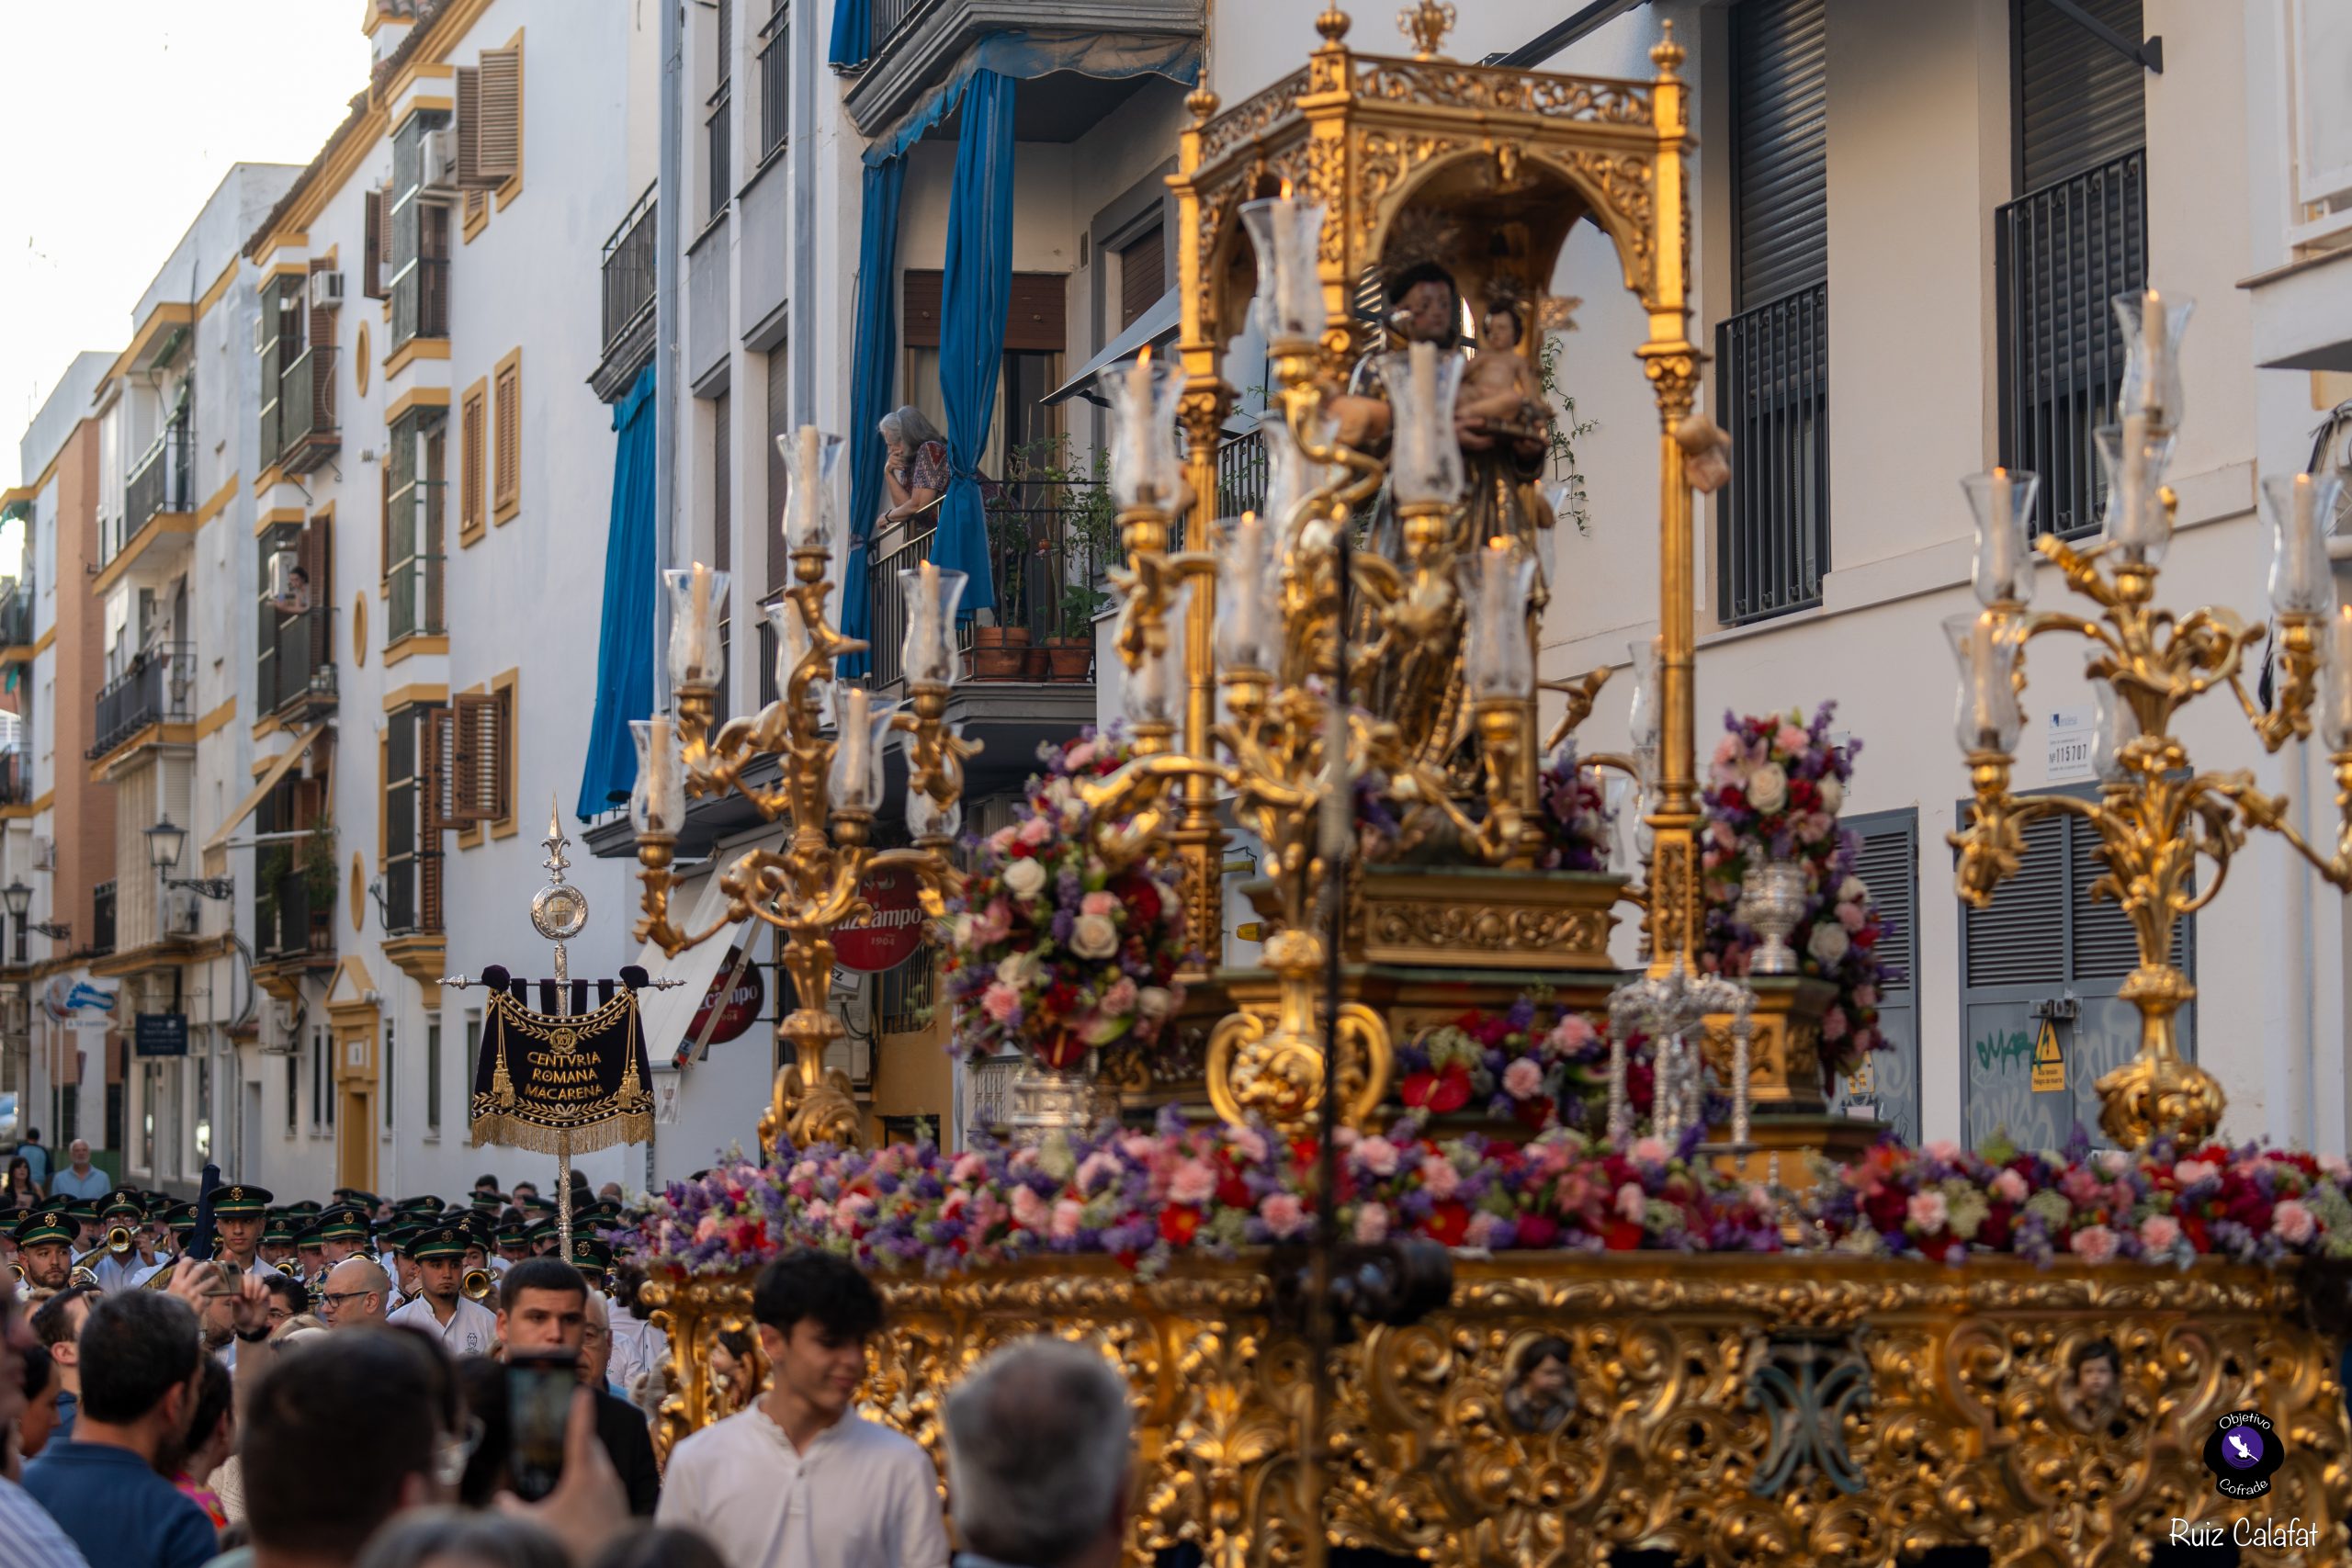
[{"x1": 1047, "y1": 581, "x2": 1106, "y2": 680}]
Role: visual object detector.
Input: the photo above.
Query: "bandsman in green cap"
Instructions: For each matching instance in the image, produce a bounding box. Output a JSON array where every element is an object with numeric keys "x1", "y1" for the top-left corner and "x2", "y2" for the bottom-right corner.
[
  {"x1": 387, "y1": 1224, "x2": 497, "y2": 1353},
  {"x1": 12, "y1": 1209, "x2": 75, "y2": 1292},
  {"x1": 87, "y1": 1190, "x2": 153, "y2": 1293},
  {"x1": 209, "y1": 1183, "x2": 273, "y2": 1273}
]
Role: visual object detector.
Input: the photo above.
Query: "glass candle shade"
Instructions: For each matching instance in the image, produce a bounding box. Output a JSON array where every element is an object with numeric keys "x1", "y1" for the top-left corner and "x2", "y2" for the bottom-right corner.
[
  {"x1": 2321, "y1": 604, "x2": 2352, "y2": 753},
  {"x1": 1239, "y1": 194, "x2": 1329, "y2": 344},
  {"x1": 1216, "y1": 513, "x2": 1280, "y2": 675},
  {"x1": 1262, "y1": 412, "x2": 1338, "y2": 550},
  {"x1": 827, "y1": 688, "x2": 903, "y2": 816},
  {"x1": 1382, "y1": 342, "x2": 1466, "y2": 508},
  {"x1": 628, "y1": 716, "x2": 684, "y2": 838},
  {"x1": 908, "y1": 785, "x2": 963, "y2": 842},
  {"x1": 899, "y1": 561, "x2": 969, "y2": 686},
  {"x1": 1626, "y1": 636, "x2": 1663, "y2": 751},
  {"x1": 2094, "y1": 418, "x2": 2177, "y2": 567},
  {"x1": 2090, "y1": 677, "x2": 2133, "y2": 784},
  {"x1": 2115, "y1": 289, "x2": 2193, "y2": 430},
  {"x1": 779, "y1": 426, "x2": 846, "y2": 558},
  {"x1": 765, "y1": 592, "x2": 835, "y2": 709},
  {"x1": 1458, "y1": 538, "x2": 1537, "y2": 701},
  {"x1": 1962, "y1": 468, "x2": 2041, "y2": 606},
  {"x1": 664, "y1": 564, "x2": 730, "y2": 691},
  {"x1": 2264, "y1": 471, "x2": 2340, "y2": 618},
  {"x1": 1944, "y1": 610, "x2": 2024, "y2": 755},
  {"x1": 1125, "y1": 582, "x2": 1190, "y2": 730},
  {"x1": 1101, "y1": 353, "x2": 1185, "y2": 513}
]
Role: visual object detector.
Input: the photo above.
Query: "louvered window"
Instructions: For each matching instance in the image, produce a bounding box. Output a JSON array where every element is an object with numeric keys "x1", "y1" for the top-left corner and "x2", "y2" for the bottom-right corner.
[
  {"x1": 459, "y1": 382, "x2": 487, "y2": 538},
  {"x1": 384, "y1": 703, "x2": 444, "y2": 935},
  {"x1": 447, "y1": 688, "x2": 514, "y2": 827},
  {"x1": 493, "y1": 353, "x2": 522, "y2": 519},
  {"x1": 1119, "y1": 226, "x2": 1165, "y2": 331},
  {"x1": 363, "y1": 189, "x2": 386, "y2": 300},
  {"x1": 1996, "y1": 0, "x2": 2148, "y2": 539},
  {"x1": 1718, "y1": 0, "x2": 1829, "y2": 626},
  {"x1": 456, "y1": 44, "x2": 523, "y2": 189},
  {"x1": 1836, "y1": 811, "x2": 1919, "y2": 1145},
  {"x1": 1958, "y1": 785, "x2": 2191, "y2": 1147}
]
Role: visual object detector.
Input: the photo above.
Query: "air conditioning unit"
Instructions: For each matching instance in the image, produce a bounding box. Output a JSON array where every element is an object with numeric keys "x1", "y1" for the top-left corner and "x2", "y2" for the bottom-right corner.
[
  {"x1": 30, "y1": 837, "x2": 51, "y2": 872},
  {"x1": 308, "y1": 270, "x2": 345, "y2": 310},
  {"x1": 423, "y1": 126, "x2": 459, "y2": 192},
  {"x1": 164, "y1": 890, "x2": 200, "y2": 938}
]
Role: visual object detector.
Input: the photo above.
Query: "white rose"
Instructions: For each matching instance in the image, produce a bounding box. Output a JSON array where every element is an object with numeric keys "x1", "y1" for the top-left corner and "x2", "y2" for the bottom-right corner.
[
  {"x1": 1817, "y1": 775, "x2": 1844, "y2": 815},
  {"x1": 1136, "y1": 986, "x2": 1173, "y2": 1021},
  {"x1": 1838, "y1": 874, "x2": 1868, "y2": 904},
  {"x1": 1070, "y1": 913, "x2": 1120, "y2": 960},
  {"x1": 1807, "y1": 920, "x2": 1850, "y2": 964},
  {"x1": 996, "y1": 951, "x2": 1042, "y2": 988},
  {"x1": 1747, "y1": 762, "x2": 1788, "y2": 813},
  {"x1": 1002, "y1": 857, "x2": 1047, "y2": 899}
]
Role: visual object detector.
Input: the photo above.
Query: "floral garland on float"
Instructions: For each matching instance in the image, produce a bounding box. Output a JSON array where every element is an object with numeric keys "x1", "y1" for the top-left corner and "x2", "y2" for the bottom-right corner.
[
  {"x1": 1396, "y1": 997, "x2": 1609, "y2": 1132},
  {"x1": 1532, "y1": 744, "x2": 1617, "y2": 874},
  {"x1": 942, "y1": 729, "x2": 1190, "y2": 1071},
  {"x1": 623, "y1": 1110, "x2": 1783, "y2": 1279},
  {"x1": 1699, "y1": 701, "x2": 1893, "y2": 1083}
]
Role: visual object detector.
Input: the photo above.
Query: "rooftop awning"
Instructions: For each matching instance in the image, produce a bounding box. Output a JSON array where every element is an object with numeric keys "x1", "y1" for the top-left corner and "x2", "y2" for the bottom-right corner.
[
  {"x1": 202, "y1": 723, "x2": 328, "y2": 860},
  {"x1": 1044, "y1": 290, "x2": 1181, "y2": 408}
]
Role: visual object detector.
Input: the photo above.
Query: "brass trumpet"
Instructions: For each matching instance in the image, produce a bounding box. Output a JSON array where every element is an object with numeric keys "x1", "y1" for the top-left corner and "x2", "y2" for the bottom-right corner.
[
  {"x1": 460, "y1": 1268, "x2": 495, "y2": 1303},
  {"x1": 105, "y1": 1225, "x2": 133, "y2": 1257}
]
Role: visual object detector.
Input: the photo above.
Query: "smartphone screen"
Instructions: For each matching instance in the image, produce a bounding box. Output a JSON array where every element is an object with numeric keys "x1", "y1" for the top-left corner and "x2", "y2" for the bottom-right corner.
[{"x1": 506, "y1": 1350, "x2": 579, "y2": 1503}]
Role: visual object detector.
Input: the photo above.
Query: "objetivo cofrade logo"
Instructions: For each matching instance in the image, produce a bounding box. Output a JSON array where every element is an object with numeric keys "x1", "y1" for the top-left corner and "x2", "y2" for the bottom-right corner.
[{"x1": 2202, "y1": 1410, "x2": 2285, "y2": 1499}]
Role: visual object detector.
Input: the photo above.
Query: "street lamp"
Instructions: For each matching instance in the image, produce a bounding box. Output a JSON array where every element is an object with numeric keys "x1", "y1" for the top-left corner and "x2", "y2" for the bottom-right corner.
[
  {"x1": 1, "y1": 882, "x2": 27, "y2": 967},
  {"x1": 147, "y1": 817, "x2": 233, "y2": 902}
]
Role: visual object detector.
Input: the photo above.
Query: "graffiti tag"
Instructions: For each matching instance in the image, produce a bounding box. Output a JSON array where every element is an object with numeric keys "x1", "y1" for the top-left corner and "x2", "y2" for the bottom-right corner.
[{"x1": 1973, "y1": 1027, "x2": 2033, "y2": 1075}]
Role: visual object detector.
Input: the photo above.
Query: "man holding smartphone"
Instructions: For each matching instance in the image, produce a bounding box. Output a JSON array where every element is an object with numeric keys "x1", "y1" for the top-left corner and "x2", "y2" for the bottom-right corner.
[
  {"x1": 494, "y1": 1257, "x2": 661, "y2": 1514},
  {"x1": 657, "y1": 1249, "x2": 948, "y2": 1567},
  {"x1": 387, "y1": 1224, "x2": 497, "y2": 1354}
]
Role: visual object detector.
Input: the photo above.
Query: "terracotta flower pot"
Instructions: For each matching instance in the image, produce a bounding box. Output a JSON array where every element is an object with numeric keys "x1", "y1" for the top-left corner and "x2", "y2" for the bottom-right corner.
[
  {"x1": 970, "y1": 647, "x2": 1028, "y2": 680},
  {"x1": 1046, "y1": 640, "x2": 1093, "y2": 681},
  {"x1": 972, "y1": 626, "x2": 1032, "y2": 649},
  {"x1": 1023, "y1": 645, "x2": 1050, "y2": 680}
]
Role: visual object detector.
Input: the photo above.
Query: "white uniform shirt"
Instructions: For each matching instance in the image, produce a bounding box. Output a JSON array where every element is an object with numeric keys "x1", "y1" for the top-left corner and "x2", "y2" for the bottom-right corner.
[
  {"x1": 89, "y1": 1253, "x2": 150, "y2": 1294},
  {"x1": 606, "y1": 1302, "x2": 670, "y2": 1399},
  {"x1": 387, "y1": 1292, "x2": 500, "y2": 1355},
  {"x1": 657, "y1": 1404, "x2": 948, "y2": 1568}
]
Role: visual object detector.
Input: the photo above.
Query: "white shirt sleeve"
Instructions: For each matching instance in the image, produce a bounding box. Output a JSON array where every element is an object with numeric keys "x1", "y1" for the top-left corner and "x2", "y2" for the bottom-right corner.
[
  {"x1": 893, "y1": 1445, "x2": 951, "y2": 1568},
  {"x1": 653, "y1": 1434, "x2": 702, "y2": 1534}
]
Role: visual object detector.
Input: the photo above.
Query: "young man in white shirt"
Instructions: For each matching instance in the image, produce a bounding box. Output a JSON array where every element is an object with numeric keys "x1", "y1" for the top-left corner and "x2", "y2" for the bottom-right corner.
[
  {"x1": 385, "y1": 1224, "x2": 497, "y2": 1355},
  {"x1": 658, "y1": 1249, "x2": 947, "y2": 1568}
]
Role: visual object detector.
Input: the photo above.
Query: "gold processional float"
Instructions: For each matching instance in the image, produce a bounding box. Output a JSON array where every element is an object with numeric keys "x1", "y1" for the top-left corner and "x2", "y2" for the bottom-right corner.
[{"x1": 621, "y1": 6, "x2": 2352, "y2": 1562}]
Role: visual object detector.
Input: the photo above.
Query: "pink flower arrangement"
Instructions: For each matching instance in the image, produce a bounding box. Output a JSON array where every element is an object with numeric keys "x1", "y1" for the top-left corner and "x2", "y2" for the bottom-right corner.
[
  {"x1": 1533, "y1": 745, "x2": 1616, "y2": 873},
  {"x1": 1393, "y1": 998, "x2": 1608, "y2": 1130},
  {"x1": 1699, "y1": 703, "x2": 1893, "y2": 1083},
  {"x1": 944, "y1": 729, "x2": 1190, "y2": 1069}
]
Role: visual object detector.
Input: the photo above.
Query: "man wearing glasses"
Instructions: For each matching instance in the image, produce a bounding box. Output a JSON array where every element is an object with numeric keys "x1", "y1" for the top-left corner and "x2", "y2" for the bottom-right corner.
[{"x1": 319, "y1": 1258, "x2": 393, "y2": 1329}]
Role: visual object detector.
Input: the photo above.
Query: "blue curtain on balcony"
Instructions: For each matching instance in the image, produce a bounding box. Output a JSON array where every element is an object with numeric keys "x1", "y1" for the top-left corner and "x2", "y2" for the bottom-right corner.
[
  {"x1": 576, "y1": 365, "x2": 658, "y2": 818},
  {"x1": 864, "y1": 34, "x2": 1199, "y2": 164},
  {"x1": 931, "y1": 69, "x2": 1017, "y2": 621},
  {"x1": 827, "y1": 0, "x2": 871, "y2": 67},
  {"x1": 839, "y1": 156, "x2": 907, "y2": 680}
]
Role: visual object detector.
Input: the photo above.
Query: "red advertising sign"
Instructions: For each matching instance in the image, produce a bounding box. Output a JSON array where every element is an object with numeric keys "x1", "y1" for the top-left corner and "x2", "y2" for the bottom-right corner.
[
  {"x1": 832, "y1": 867, "x2": 924, "y2": 973},
  {"x1": 686, "y1": 948, "x2": 765, "y2": 1048}
]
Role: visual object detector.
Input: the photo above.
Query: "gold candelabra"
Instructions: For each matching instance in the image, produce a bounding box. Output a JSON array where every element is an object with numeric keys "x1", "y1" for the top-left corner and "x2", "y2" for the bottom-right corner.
[
  {"x1": 631, "y1": 427, "x2": 977, "y2": 1153},
  {"x1": 1951, "y1": 290, "x2": 2352, "y2": 1148}
]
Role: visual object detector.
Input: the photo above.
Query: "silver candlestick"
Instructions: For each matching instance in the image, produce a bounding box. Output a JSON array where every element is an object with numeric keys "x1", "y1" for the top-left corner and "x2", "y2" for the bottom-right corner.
[{"x1": 1604, "y1": 958, "x2": 1755, "y2": 1149}]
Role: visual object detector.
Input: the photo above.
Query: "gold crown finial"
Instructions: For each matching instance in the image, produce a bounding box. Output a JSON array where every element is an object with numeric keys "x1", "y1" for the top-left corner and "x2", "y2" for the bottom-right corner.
[
  {"x1": 1187, "y1": 86, "x2": 1221, "y2": 125},
  {"x1": 1399, "y1": 0, "x2": 1455, "y2": 58},
  {"x1": 1316, "y1": 7, "x2": 1351, "y2": 44},
  {"x1": 1650, "y1": 17, "x2": 1685, "y2": 75}
]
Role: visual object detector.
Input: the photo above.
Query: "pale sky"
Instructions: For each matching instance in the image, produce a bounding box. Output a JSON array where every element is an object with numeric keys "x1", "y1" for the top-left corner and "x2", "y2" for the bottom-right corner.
[{"x1": 0, "y1": 2, "x2": 372, "y2": 490}]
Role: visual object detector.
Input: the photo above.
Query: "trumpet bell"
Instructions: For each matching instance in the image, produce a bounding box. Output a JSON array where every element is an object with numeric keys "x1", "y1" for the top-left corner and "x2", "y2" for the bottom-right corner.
[
  {"x1": 106, "y1": 1226, "x2": 133, "y2": 1256},
  {"x1": 460, "y1": 1268, "x2": 494, "y2": 1303}
]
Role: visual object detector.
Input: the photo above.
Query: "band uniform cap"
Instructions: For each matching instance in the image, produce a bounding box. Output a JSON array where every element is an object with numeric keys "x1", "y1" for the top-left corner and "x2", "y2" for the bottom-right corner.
[
  {"x1": 262, "y1": 1219, "x2": 296, "y2": 1247},
  {"x1": 318, "y1": 1205, "x2": 371, "y2": 1242},
  {"x1": 100, "y1": 1190, "x2": 144, "y2": 1223},
  {"x1": 11, "y1": 1212, "x2": 73, "y2": 1248},
  {"x1": 211, "y1": 1185, "x2": 273, "y2": 1216},
  {"x1": 410, "y1": 1225, "x2": 469, "y2": 1261},
  {"x1": 567, "y1": 1235, "x2": 614, "y2": 1270},
  {"x1": 293, "y1": 1222, "x2": 329, "y2": 1248},
  {"x1": 285, "y1": 1200, "x2": 322, "y2": 1217},
  {"x1": 164, "y1": 1202, "x2": 198, "y2": 1234}
]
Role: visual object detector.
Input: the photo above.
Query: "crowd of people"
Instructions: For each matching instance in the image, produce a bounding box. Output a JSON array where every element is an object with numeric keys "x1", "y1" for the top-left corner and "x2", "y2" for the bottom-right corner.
[{"x1": 0, "y1": 1160, "x2": 1134, "y2": 1568}]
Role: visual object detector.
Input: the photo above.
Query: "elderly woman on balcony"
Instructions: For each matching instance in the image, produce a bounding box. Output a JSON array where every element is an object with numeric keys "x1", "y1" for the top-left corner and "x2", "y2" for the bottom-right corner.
[{"x1": 876, "y1": 405, "x2": 949, "y2": 538}]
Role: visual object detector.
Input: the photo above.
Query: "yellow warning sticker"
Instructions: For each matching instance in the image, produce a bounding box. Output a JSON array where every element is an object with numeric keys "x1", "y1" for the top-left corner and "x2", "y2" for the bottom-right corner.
[{"x1": 2030, "y1": 1019, "x2": 2065, "y2": 1093}]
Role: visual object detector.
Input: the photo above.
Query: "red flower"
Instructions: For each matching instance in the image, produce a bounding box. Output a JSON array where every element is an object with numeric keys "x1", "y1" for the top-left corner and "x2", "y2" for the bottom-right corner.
[
  {"x1": 2181, "y1": 1214, "x2": 2211, "y2": 1252},
  {"x1": 1862, "y1": 1187, "x2": 1908, "y2": 1233},
  {"x1": 1428, "y1": 1065, "x2": 1474, "y2": 1115},
  {"x1": 1516, "y1": 1212, "x2": 1560, "y2": 1248},
  {"x1": 1159, "y1": 1206, "x2": 1201, "y2": 1246},
  {"x1": 1917, "y1": 1233, "x2": 1957, "y2": 1262},
  {"x1": 1034, "y1": 1030, "x2": 1087, "y2": 1070},
  {"x1": 1601, "y1": 1220, "x2": 1645, "y2": 1251},
  {"x1": 1114, "y1": 873, "x2": 1162, "y2": 925},
  {"x1": 1425, "y1": 1201, "x2": 1472, "y2": 1247},
  {"x1": 1980, "y1": 1202, "x2": 2013, "y2": 1250},
  {"x1": 1512, "y1": 1097, "x2": 1554, "y2": 1133},
  {"x1": 1718, "y1": 785, "x2": 1747, "y2": 811},
  {"x1": 1044, "y1": 981, "x2": 1080, "y2": 1016},
  {"x1": 1215, "y1": 1175, "x2": 1252, "y2": 1210},
  {"x1": 1399, "y1": 1072, "x2": 1437, "y2": 1109}
]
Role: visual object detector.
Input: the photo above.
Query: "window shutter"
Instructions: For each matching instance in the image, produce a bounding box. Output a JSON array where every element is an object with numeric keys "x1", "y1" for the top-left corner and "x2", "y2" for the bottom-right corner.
[
  {"x1": 713, "y1": 393, "x2": 731, "y2": 572},
  {"x1": 475, "y1": 46, "x2": 523, "y2": 186},
  {"x1": 1004, "y1": 274, "x2": 1068, "y2": 354},
  {"x1": 379, "y1": 459, "x2": 394, "y2": 589},
  {"x1": 1851, "y1": 824, "x2": 1915, "y2": 995},
  {"x1": 901, "y1": 270, "x2": 944, "y2": 349},
  {"x1": 363, "y1": 189, "x2": 386, "y2": 299},
  {"x1": 455, "y1": 65, "x2": 489, "y2": 189},
  {"x1": 448, "y1": 691, "x2": 511, "y2": 825},
  {"x1": 1733, "y1": 0, "x2": 1827, "y2": 310},
  {"x1": 1119, "y1": 227, "x2": 1164, "y2": 331},
  {"x1": 1963, "y1": 813, "x2": 2066, "y2": 989},
  {"x1": 426, "y1": 705, "x2": 458, "y2": 832},
  {"x1": 493, "y1": 358, "x2": 521, "y2": 513},
  {"x1": 419, "y1": 705, "x2": 448, "y2": 931},
  {"x1": 765, "y1": 346, "x2": 790, "y2": 594},
  {"x1": 2018, "y1": 0, "x2": 2145, "y2": 193},
  {"x1": 461, "y1": 387, "x2": 485, "y2": 533}
]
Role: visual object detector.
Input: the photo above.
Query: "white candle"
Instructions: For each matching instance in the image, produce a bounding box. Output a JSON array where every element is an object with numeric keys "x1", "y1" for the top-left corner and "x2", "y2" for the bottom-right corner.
[
  {"x1": 1121, "y1": 350, "x2": 1157, "y2": 504},
  {"x1": 910, "y1": 558, "x2": 941, "y2": 678},
  {"x1": 1403, "y1": 340, "x2": 1437, "y2": 491},
  {"x1": 1988, "y1": 467, "x2": 2017, "y2": 597},
  {"x1": 2117, "y1": 413, "x2": 2148, "y2": 555},
  {"x1": 1227, "y1": 513, "x2": 1264, "y2": 663},
  {"x1": 840, "y1": 686, "x2": 871, "y2": 804},
  {"x1": 798, "y1": 426, "x2": 823, "y2": 550},
  {"x1": 647, "y1": 714, "x2": 677, "y2": 829},
  {"x1": 687, "y1": 562, "x2": 713, "y2": 682},
  {"x1": 2140, "y1": 289, "x2": 2165, "y2": 418}
]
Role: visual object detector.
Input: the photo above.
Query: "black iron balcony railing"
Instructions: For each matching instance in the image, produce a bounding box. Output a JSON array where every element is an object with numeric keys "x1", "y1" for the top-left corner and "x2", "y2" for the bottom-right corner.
[
  {"x1": 0, "y1": 747, "x2": 29, "y2": 807},
  {"x1": 871, "y1": 0, "x2": 928, "y2": 55},
  {"x1": 1216, "y1": 425, "x2": 1268, "y2": 518},
  {"x1": 87, "y1": 642, "x2": 193, "y2": 758},
  {"x1": 257, "y1": 870, "x2": 334, "y2": 964},
  {"x1": 393, "y1": 257, "x2": 451, "y2": 346},
  {"x1": 125, "y1": 419, "x2": 193, "y2": 538},
  {"x1": 0, "y1": 583, "x2": 32, "y2": 649},
  {"x1": 866, "y1": 495, "x2": 1110, "y2": 689},
  {"x1": 1996, "y1": 149, "x2": 2147, "y2": 541},
  {"x1": 91, "y1": 882, "x2": 115, "y2": 957},
  {"x1": 1716, "y1": 281, "x2": 1830, "y2": 626},
  {"x1": 277, "y1": 344, "x2": 340, "y2": 475},
  {"x1": 601, "y1": 186, "x2": 658, "y2": 357},
  {"x1": 259, "y1": 605, "x2": 337, "y2": 718},
  {"x1": 707, "y1": 84, "x2": 732, "y2": 221},
  {"x1": 758, "y1": 5, "x2": 790, "y2": 159}
]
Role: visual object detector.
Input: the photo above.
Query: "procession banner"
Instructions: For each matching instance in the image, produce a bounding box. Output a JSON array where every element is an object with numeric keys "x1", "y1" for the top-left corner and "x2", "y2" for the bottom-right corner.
[{"x1": 469, "y1": 981, "x2": 655, "y2": 1154}]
